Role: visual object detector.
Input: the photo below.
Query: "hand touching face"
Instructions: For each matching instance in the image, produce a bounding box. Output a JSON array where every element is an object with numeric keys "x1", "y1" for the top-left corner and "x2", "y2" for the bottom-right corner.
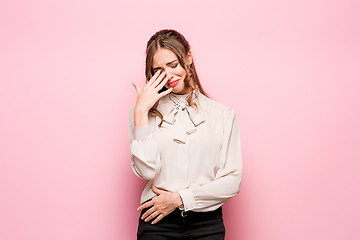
[
  {"x1": 132, "y1": 69, "x2": 173, "y2": 113},
  {"x1": 152, "y1": 47, "x2": 193, "y2": 95}
]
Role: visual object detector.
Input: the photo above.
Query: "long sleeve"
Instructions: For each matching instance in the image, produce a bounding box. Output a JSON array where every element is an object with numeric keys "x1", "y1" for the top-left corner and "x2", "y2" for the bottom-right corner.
[
  {"x1": 177, "y1": 108, "x2": 243, "y2": 212},
  {"x1": 127, "y1": 106, "x2": 161, "y2": 180}
]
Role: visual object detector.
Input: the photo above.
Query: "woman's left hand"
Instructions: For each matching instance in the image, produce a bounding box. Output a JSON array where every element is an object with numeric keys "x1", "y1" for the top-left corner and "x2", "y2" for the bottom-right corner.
[{"x1": 137, "y1": 185, "x2": 184, "y2": 224}]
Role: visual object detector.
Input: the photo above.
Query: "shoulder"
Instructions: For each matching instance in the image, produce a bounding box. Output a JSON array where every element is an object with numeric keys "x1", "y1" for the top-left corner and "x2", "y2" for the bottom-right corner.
[{"x1": 198, "y1": 93, "x2": 236, "y2": 119}]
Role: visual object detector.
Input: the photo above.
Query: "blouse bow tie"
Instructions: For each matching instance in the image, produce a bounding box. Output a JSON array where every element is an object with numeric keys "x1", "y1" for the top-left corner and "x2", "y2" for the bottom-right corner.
[{"x1": 163, "y1": 92, "x2": 205, "y2": 144}]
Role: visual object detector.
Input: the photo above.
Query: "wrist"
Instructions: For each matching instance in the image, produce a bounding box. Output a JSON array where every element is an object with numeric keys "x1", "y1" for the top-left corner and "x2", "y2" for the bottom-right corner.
[
  {"x1": 134, "y1": 107, "x2": 149, "y2": 127},
  {"x1": 175, "y1": 192, "x2": 184, "y2": 208},
  {"x1": 135, "y1": 105, "x2": 148, "y2": 113}
]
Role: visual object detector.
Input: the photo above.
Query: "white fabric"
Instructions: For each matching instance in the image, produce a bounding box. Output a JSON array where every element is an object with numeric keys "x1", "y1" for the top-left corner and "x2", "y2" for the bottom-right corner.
[{"x1": 127, "y1": 89, "x2": 243, "y2": 212}]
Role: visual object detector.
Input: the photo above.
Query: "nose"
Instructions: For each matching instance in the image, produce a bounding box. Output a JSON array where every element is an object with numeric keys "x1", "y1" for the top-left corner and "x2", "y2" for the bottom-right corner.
[{"x1": 164, "y1": 69, "x2": 173, "y2": 80}]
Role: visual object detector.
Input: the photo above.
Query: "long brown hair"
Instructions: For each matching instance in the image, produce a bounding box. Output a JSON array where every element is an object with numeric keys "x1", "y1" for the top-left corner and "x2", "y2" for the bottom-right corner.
[{"x1": 145, "y1": 29, "x2": 209, "y2": 127}]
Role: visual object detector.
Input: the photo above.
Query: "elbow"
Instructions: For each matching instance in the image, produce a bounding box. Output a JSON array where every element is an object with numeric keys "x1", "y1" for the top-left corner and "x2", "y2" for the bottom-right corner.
[
  {"x1": 130, "y1": 153, "x2": 161, "y2": 180},
  {"x1": 233, "y1": 171, "x2": 242, "y2": 195},
  {"x1": 230, "y1": 180, "x2": 241, "y2": 196},
  {"x1": 221, "y1": 172, "x2": 242, "y2": 197},
  {"x1": 137, "y1": 170, "x2": 157, "y2": 180},
  {"x1": 131, "y1": 161, "x2": 160, "y2": 180}
]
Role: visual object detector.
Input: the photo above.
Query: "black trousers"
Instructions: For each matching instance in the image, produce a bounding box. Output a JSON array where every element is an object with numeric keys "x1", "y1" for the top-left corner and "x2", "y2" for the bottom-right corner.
[{"x1": 137, "y1": 203, "x2": 225, "y2": 240}]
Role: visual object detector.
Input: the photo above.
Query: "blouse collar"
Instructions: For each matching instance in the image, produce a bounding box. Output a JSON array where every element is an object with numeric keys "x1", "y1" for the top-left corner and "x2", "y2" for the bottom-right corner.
[{"x1": 160, "y1": 89, "x2": 205, "y2": 144}]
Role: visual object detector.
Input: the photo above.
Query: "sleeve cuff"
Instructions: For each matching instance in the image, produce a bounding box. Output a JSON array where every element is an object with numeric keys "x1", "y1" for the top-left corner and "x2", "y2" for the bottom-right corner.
[
  {"x1": 134, "y1": 124, "x2": 153, "y2": 140},
  {"x1": 177, "y1": 188, "x2": 196, "y2": 212}
]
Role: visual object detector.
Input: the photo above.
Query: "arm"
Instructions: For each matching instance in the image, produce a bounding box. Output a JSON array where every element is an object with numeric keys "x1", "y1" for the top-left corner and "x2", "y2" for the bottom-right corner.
[
  {"x1": 128, "y1": 69, "x2": 173, "y2": 180},
  {"x1": 177, "y1": 108, "x2": 243, "y2": 211},
  {"x1": 127, "y1": 106, "x2": 161, "y2": 180}
]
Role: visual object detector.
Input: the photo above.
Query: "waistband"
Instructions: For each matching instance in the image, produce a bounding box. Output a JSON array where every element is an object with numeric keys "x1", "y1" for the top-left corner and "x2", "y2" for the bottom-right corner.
[
  {"x1": 140, "y1": 198, "x2": 223, "y2": 220},
  {"x1": 174, "y1": 206, "x2": 223, "y2": 218}
]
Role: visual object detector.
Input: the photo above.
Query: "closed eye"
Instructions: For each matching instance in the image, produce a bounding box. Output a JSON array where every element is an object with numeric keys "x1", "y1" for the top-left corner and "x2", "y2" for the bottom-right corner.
[{"x1": 153, "y1": 59, "x2": 178, "y2": 71}]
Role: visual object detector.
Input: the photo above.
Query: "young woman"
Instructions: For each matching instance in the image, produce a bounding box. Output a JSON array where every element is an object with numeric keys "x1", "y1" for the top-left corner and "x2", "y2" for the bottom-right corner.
[{"x1": 128, "y1": 29, "x2": 243, "y2": 240}]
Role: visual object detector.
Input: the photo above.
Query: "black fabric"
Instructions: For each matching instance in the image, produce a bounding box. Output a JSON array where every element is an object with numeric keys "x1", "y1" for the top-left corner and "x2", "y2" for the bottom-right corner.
[{"x1": 137, "y1": 203, "x2": 225, "y2": 240}]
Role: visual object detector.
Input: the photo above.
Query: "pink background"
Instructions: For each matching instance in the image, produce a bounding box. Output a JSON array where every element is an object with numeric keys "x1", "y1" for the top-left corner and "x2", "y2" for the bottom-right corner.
[{"x1": 1, "y1": 0, "x2": 359, "y2": 239}]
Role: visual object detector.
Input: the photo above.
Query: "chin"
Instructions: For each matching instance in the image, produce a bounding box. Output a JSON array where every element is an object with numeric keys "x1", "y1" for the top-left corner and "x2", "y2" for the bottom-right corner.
[
  {"x1": 171, "y1": 89, "x2": 181, "y2": 94},
  {"x1": 172, "y1": 86, "x2": 186, "y2": 93}
]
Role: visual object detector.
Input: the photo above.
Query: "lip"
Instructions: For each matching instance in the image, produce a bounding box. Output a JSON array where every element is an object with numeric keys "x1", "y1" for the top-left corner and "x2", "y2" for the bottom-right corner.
[{"x1": 168, "y1": 79, "x2": 180, "y2": 87}]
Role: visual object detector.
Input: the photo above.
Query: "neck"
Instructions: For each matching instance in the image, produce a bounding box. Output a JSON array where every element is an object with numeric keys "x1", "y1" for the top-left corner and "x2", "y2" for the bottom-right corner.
[{"x1": 172, "y1": 89, "x2": 192, "y2": 95}]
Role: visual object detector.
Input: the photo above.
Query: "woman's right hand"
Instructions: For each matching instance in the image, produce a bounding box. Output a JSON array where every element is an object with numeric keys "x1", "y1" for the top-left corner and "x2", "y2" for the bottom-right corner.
[{"x1": 132, "y1": 70, "x2": 173, "y2": 113}]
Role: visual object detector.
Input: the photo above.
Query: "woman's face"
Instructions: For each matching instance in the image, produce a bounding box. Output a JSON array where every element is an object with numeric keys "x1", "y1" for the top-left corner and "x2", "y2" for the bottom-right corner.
[{"x1": 152, "y1": 47, "x2": 193, "y2": 94}]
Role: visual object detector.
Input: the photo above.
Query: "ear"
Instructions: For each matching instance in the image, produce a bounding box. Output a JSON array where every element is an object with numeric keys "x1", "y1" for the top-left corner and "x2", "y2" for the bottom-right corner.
[{"x1": 185, "y1": 51, "x2": 193, "y2": 65}]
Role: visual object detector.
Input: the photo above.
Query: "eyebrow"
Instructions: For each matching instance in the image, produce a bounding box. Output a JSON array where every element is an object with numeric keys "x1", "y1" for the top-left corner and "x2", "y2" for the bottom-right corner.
[{"x1": 153, "y1": 59, "x2": 178, "y2": 71}]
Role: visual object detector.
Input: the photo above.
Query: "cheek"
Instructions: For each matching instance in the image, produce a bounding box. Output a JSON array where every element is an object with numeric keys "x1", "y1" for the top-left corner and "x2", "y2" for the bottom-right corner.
[{"x1": 175, "y1": 68, "x2": 186, "y2": 78}]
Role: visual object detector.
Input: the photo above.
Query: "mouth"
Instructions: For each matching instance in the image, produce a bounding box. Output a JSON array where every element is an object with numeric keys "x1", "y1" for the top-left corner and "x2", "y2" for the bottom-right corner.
[{"x1": 168, "y1": 79, "x2": 180, "y2": 87}]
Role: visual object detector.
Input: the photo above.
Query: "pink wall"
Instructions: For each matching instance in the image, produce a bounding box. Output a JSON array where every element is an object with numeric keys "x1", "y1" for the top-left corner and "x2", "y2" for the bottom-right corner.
[{"x1": 1, "y1": 0, "x2": 359, "y2": 239}]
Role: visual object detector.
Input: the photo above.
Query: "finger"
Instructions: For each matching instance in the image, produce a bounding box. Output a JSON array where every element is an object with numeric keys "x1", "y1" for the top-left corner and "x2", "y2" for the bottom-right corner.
[
  {"x1": 152, "y1": 185, "x2": 169, "y2": 194},
  {"x1": 145, "y1": 210, "x2": 159, "y2": 222},
  {"x1": 132, "y1": 82, "x2": 141, "y2": 95},
  {"x1": 152, "y1": 72, "x2": 168, "y2": 89},
  {"x1": 145, "y1": 70, "x2": 163, "y2": 90},
  {"x1": 151, "y1": 214, "x2": 165, "y2": 224},
  {"x1": 159, "y1": 87, "x2": 173, "y2": 98},
  {"x1": 137, "y1": 200, "x2": 154, "y2": 211},
  {"x1": 149, "y1": 71, "x2": 166, "y2": 89},
  {"x1": 154, "y1": 75, "x2": 169, "y2": 91},
  {"x1": 141, "y1": 206, "x2": 156, "y2": 220},
  {"x1": 152, "y1": 185, "x2": 165, "y2": 194}
]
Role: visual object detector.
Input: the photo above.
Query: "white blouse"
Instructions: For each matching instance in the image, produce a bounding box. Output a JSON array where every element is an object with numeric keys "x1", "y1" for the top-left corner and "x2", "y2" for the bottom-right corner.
[{"x1": 127, "y1": 89, "x2": 243, "y2": 212}]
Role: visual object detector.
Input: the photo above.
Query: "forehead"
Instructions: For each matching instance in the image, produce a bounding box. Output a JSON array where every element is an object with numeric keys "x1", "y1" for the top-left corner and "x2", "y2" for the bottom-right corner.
[{"x1": 152, "y1": 48, "x2": 177, "y2": 66}]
